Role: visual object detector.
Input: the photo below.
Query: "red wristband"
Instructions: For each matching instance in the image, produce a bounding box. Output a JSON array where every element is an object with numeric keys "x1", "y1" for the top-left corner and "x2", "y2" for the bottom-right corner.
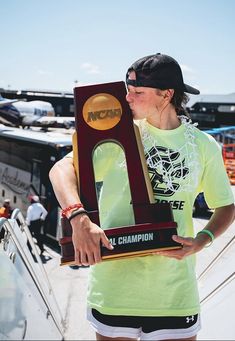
[{"x1": 61, "y1": 203, "x2": 84, "y2": 218}]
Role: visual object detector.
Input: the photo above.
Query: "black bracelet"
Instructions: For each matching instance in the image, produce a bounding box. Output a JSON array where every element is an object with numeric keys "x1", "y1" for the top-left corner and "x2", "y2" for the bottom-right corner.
[{"x1": 68, "y1": 209, "x2": 89, "y2": 222}]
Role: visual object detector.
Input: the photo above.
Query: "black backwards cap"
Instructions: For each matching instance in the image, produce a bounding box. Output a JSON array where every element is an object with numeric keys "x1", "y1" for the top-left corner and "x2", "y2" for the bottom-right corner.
[{"x1": 126, "y1": 53, "x2": 200, "y2": 95}]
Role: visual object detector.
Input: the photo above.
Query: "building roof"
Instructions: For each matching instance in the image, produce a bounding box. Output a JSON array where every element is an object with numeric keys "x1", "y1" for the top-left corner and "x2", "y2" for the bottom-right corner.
[
  {"x1": 187, "y1": 93, "x2": 235, "y2": 107},
  {"x1": 0, "y1": 125, "x2": 73, "y2": 146}
]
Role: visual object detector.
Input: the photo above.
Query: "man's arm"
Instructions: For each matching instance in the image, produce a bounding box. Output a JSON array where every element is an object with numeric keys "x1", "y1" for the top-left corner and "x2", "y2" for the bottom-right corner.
[
  {"x1": 25, "y1": 206, "x2": 32, "y2": 226},
  {"x1": 155, "y1": 203, "x2": 235, "y2": 259},
  {"x1": 195, "y1": 204, "x2": 235, "y2": 244},
  {"x1": 40, "y1": 205, "x2": 48, "y2": 221},
  {"x1": 49, "y1": 157, "x2": 113, "y2": 266},
  {"x1": 49, "y1": 156, "x2": 80, "y2": 208}
]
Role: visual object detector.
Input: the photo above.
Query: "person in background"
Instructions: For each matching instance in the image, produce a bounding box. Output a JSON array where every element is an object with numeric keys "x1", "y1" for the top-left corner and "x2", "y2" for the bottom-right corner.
[
  {"x1": 0, "y1": 199, "x2": 13, "y2": 218},
  {"x1": 26, "y1": 195, "x2": 48, "y2": 255},
  {"x1": 49, "y1": 53, "x2": 235, "y2": 340},
  {"x1": 0, "y1": 199, "x2": 13, "y2": 240}
]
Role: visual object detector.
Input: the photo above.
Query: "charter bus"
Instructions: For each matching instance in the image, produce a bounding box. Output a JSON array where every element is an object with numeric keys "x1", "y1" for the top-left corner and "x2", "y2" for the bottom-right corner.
[{"x1": 0, "y1": 124, "x2": 73, "y2": 247}]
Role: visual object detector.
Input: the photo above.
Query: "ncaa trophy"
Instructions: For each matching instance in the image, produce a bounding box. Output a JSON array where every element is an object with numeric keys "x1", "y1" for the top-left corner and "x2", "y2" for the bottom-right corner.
[{"x1": 59, "y1": 81, "x2": 181, "y2": 265}]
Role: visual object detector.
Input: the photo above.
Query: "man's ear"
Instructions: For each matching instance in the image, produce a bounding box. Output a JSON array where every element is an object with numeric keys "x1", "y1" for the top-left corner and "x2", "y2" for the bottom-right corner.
[{"x1": 164, "y1": 89, "x2": 174, "y2": 100}]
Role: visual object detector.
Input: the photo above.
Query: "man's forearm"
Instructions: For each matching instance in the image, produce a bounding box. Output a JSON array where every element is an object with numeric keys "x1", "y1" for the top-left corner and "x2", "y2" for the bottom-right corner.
[{"x1": 203, "y1": 204, "x2": 235, "y2": 239}]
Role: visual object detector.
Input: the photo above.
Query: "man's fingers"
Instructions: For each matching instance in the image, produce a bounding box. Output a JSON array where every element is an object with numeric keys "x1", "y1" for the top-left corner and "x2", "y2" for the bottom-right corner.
[
  {"x1": 93, "y1": 248, "x2": 102, "y2": 264},
  {"x1": 73, "y1": 227, "x2": 113, "y2": 265},
  {"x1": 80, "y1": 251, "x2": 89, "y2": 266},
  {"x1": 172, "y1": 234, "x2": 193, "y2": 246},
  {"x1": 86, "y1": 252, "x2": 96, "y2": 266},
  {"x1": 101, "y1": 233, "x2": 114, "y2": 250},
  {"x1": 74, "y1": 250, "x2": 82, "y2": 266}
]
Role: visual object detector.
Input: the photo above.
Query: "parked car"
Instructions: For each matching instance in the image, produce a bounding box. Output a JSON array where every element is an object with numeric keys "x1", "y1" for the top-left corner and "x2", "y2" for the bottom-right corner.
[{"x1": 193, "y1": 192, "x2": 210, "y2": 216}]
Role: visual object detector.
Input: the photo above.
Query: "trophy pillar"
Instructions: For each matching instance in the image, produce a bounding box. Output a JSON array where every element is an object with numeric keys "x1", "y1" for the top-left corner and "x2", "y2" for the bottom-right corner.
[{"x1": 60, "y1": 81, "x2": 180, "y2": 265}]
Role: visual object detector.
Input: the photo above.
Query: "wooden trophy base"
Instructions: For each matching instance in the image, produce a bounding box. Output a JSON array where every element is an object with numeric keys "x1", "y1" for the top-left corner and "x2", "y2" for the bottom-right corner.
[
  {"x1": 59, "y1": 211, "x2": 181, "y2": 266},
  {"x1": 101, "y1": 222, "x2": 180, "y2": 260}
]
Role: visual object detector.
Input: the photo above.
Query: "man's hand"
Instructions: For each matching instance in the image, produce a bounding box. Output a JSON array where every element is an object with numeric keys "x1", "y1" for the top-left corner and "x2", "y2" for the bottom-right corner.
[
  {"x1": 156, "y1": 204, "x2": 235, "y2": 260},
  {"x1": 71, "y1": 214, "x2": 113, "y2": 266},
  {"x1": 154, "y1": 234, "x2": 204, "y2": 260}
]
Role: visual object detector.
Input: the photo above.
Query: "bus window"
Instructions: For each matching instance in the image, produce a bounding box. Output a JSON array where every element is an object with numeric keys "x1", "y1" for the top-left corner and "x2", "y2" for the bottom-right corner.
[{"x1": 31, "y1": 160, "x2": 42, "y2": 196}]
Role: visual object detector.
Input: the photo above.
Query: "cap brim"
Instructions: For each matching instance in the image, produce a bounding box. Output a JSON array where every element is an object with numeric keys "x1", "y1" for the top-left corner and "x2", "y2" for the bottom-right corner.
[{"x1": 184, "y1": 83, "x2": 200, "y2": 95}]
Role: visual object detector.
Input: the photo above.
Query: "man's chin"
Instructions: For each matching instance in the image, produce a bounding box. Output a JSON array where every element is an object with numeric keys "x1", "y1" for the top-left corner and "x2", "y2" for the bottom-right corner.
[
  {"x1": 130, "y1": 108, "x2": 136, "y2": 117},
  {"x1": 131, "y1": 112, "x2": 141, "y2": 120}
]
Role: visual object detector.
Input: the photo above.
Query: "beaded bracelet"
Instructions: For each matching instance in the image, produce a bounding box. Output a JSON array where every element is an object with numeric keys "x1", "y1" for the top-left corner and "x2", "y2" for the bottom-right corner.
[
  {"x1": 196, "y1": 229, "x2": 215, "y2": 247},
  {"x1": 61, "y1": 203, "x2": 84, "y2": 218},
  {"x1": 68, "y1": 209, "x2": 89, "y2": 222}
]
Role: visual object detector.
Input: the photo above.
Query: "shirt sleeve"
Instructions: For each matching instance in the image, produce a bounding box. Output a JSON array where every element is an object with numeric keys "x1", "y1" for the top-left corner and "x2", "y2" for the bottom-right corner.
[
  {"x1": 201, "y1": 138, "x2": 234, "y2": 208},
  {"x1": 25, "y1": 206, "x2": 32, "y2": 225},
  {"x1": 40, "y1": 204, "x2": 48, "y2": 221}
]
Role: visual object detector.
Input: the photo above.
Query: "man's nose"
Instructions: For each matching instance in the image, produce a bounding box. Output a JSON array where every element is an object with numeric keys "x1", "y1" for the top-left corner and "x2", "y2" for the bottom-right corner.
[{"x1": 126, "y1": 92, "x2": 133, "y2": 102}]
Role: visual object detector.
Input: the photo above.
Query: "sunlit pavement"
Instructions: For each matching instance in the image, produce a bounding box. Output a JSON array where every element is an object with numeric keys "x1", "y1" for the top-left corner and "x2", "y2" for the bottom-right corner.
[{"x1": 42, "y1": 246, "x2": 94, "y2": 340}]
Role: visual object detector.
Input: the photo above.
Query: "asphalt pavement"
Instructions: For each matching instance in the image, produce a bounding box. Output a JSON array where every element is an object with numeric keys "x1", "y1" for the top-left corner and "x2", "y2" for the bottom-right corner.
[{"x1": 43, "y1": 248, "x2": 95, "y2": 340}]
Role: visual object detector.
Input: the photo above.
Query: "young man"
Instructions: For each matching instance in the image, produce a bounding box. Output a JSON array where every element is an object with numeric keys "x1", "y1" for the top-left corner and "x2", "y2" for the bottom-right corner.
[
  {"x1": 26, "y1": 195, "x2": 48, "y2": 255},
  {"x1": 0, "y1": 199, "x2": 13, "y2": 218},
  {"x1": 49, "y1": 53, "x2": 235, "y2": 340}
]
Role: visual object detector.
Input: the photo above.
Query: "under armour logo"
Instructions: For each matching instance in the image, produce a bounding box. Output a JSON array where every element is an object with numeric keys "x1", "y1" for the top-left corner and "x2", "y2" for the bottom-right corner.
[{"x1": 186, "y1": 315, "x2": 195, "y2": 323}]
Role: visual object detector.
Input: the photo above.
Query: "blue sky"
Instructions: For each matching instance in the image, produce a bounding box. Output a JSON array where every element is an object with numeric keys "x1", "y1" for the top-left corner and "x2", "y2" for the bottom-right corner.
[{"x1": 1, "y1": 0, "x2": 235, "y2": 95}]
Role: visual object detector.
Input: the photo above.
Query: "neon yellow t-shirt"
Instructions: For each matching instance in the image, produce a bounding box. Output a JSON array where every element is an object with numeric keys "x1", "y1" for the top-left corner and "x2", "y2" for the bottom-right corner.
[{"x1": 81, "y1": 119, "x2": 234, "y2": 316}]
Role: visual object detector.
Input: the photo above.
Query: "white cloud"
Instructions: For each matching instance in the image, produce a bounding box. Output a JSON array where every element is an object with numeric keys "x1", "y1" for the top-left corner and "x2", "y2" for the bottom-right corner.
[{"x1": 80, "y1": 62, "x2": 101, "y2": 74}]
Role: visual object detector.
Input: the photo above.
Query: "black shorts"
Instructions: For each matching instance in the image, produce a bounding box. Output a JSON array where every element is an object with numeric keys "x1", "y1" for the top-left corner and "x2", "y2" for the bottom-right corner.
[{"x1": 87, "y1": 308, "x2": 201, "y2": 340}]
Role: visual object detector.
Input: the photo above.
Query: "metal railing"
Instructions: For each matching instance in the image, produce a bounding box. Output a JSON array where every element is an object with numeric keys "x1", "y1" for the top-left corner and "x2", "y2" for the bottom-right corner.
[{"x1": 0, "y1": 212, "x2": 65, "y2": 340}]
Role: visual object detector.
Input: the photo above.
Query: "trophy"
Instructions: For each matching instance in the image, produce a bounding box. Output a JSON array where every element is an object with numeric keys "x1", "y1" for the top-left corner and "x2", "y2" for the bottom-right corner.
[{"x1": 59, "y1": 81, "x2": 181, "y2": 265}]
